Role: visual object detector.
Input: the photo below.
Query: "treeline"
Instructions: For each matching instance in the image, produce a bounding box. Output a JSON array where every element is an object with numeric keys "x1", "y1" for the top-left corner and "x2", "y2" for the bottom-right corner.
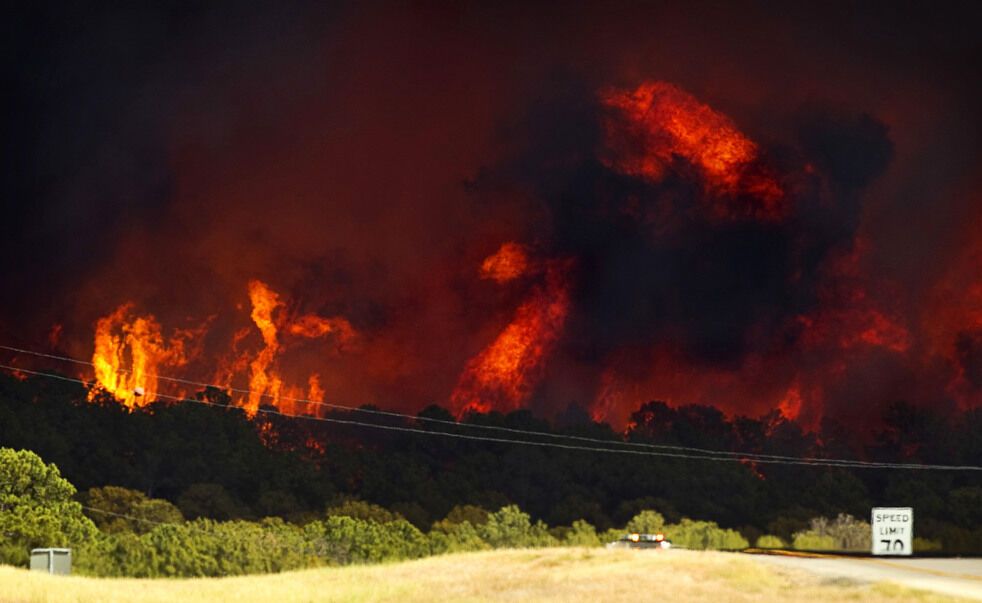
[
  {"x1": 1, "y1": 372, "x2": 981, "y2": 555},
  {"x1": 3, "y1": 448, "x2": 750, "y2": 577}
]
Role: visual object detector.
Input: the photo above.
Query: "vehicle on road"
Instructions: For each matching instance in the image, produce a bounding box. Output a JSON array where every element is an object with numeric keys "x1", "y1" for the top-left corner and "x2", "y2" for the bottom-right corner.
[{"x1": 607, "y1": 532, "x2": 672, "y2": 550}]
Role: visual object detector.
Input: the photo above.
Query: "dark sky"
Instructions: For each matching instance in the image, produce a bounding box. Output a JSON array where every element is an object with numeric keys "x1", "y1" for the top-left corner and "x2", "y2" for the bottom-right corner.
[{"x1": 2, "y1": 1, "x2": 980, "y2": 426}]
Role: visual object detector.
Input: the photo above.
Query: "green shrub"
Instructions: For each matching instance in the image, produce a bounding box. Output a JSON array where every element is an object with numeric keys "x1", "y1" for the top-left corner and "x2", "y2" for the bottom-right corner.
[
  {"x1": 478, "y1": 505, "x2": 557, "y2": 548},
  {"x1": 625, "y1": 510, "x2": 666, "y2": 534},
  {"x1": 81, "y1": 486, "x2": 184, "y2": 534},
  {"x1": 441, "y1": 504, "x2": 491, "y2": 526},
  {"x1": 665, "y1": 518, "x2": 749, "y2": 550},
  {"x1": 428, "y1": 520, "x2": 488, "y2": 554},
  {"x1": 304, "y1": 515, "x2": 429, "y2": 565},
  {"x1": 792, "y1": 514, "x2": 870, "y2": 551},
  {"x1": 755, "y1": 534, "x2": 785, "y2": 549},
  {"x1": 600, "y1": 527, "x2": 625, "y2": 545},
  {"x1": 325, "y1": 500, "x2": 403, "y2": 524},
  {"x1": 562, "y1": 520, "x2": 602, "y2": 547}
]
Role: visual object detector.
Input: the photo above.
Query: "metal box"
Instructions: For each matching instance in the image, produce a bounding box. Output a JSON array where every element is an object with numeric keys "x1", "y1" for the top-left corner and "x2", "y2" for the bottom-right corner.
[{"x1": 29, "y1": 548, "x2": 72, "y2": 575}]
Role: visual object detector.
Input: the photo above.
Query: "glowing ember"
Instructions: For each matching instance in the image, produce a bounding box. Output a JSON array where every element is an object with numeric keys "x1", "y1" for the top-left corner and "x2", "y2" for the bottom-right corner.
[
  {"x1": 480, "y1": 242, "x2": 530, "y2": 283},
  {"x1": 451, "y1": 262, "x2": 571, "y2": 415},
  {"x1": 601, "y1": 81, "x2": 784, "y2": 219}
]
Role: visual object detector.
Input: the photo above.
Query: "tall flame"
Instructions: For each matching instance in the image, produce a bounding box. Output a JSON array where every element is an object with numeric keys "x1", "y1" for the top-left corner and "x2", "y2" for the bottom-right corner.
[
  {"x1": 89, "y1": 280, "x2": 355, "y2": 417},
  {"x1": 241, "y1": 279, "x2": 356, "y2": 416},
  {"x1": 246, "y1": 280, "x2": 284, "y2": 415},
  {"x1": 451, "y1": 261, "x2": 571, "y2": 415},
  {"x1": 91, "y1": 304, "x2": 197, "y2": 408}
]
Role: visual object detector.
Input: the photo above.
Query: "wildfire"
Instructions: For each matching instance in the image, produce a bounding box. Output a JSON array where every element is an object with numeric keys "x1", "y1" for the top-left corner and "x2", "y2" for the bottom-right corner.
[
  {"x1": 242, "y1": 279, "x2": 356, "y2": 416},
  {"x1": 451, "y1": 262, "x2": 571, "y2": 415},
  {"x1": 777, "y1": 381, "x2": 803, "y2": 421},
  {"x1": 246, "y1": 280, "x2": 284, "y2": 416},
  {"x1": 600, "y1": 81, "x2": 784, "y2": 219},
  {"x1": 91, "y1": 304, "x2": 199, "y2": 409},
  {"x1": 89, "y1": 279, "x2": 355, "y2": 417},
  {"x1": 798, "y1": 241, "x2": 911, "y2": 354},
  {"x1": 479, "y1": 242, "x2": 530, "y2": 283}
]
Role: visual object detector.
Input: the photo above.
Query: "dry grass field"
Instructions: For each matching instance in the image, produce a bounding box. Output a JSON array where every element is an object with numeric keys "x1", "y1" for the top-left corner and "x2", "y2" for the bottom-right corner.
[{"x1": 0, "y1": 548, "x2": 966, "y2": 603}]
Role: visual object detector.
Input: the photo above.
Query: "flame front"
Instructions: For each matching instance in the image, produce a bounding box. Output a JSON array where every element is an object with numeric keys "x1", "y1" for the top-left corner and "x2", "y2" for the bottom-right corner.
[
  {"x1": 89, "y1": 279, "x2": 355, "y2": 417},
  {"x1": 91, "y1": 304, "x2": 196, "y2": 408},
  {"x1": 451, "y1": 261, "x2": 571, "y2": 415}
]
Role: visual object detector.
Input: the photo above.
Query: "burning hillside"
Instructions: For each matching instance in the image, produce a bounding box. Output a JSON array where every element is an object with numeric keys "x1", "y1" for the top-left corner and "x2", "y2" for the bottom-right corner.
[{"x1": 1, "y1": 3, "x2": 979, "y2": 435}]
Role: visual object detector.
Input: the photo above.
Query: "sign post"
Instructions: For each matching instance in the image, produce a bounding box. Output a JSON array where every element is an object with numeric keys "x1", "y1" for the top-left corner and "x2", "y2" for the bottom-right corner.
[{"x1": 871, "y1": 507, "x2": 913, "y2": 556}]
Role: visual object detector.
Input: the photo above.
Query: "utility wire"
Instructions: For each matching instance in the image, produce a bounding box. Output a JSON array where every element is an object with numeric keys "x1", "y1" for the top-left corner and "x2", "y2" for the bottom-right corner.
[
  {"x1": 0, "y1": 344, "x2": 920, "y2": 467},
  {"x1": 2, "y1": 363, "x2": 980, "y2": 471}
]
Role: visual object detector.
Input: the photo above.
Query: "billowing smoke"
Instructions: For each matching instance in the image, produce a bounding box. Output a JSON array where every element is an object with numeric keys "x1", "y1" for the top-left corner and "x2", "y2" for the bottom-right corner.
[{"x1": 2, "y1": 3, "x2": 979, "y2": 431}]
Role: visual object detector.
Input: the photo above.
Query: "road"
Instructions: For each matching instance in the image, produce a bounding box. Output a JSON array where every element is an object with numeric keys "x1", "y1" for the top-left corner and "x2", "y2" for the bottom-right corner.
[{"x1": 751, "y1": 553, "x2": 982, "y2": 600}]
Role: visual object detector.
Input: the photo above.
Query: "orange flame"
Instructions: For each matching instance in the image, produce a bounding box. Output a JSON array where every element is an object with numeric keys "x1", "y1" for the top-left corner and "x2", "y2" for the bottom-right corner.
[
  {"x1": 480, "y1": 242, "x2": 530, "y2": 283},
  {"x1": 451, "y1": 262, "x2": 571, "y2": 415},
  {"x1": 601, "y1": 81, "x2": 784, "y2": 219},
  {"x1": 91, "y1": 304, "x2": 198, "y2": 409},
  {"x1": 241, "y1": 279, "x2": 356, "y2": 416},
  {"x1": 286, "y1": 314, "x2": 357, "y2": 349},
  {"x1": 246, "y1": 280, "x2": 284, "y2": 415}
]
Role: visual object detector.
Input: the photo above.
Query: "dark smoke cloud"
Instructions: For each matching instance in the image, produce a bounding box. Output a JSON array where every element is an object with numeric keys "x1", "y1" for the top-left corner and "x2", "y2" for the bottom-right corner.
[{"x1": 481, "y1": 81, "x2": 895, "y2": 371}]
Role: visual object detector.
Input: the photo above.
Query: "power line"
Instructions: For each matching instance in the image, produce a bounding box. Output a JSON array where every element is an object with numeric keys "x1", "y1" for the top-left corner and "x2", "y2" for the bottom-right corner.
[
  {"x1": 2, "y1": 363, "x2": 980, "y2": 471},
  {"x1": 0, "y1": 343, "x2": 924, "y2": 467}
]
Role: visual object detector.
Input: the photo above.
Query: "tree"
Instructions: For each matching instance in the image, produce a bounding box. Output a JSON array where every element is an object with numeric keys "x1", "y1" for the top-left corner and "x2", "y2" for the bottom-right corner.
[
  {"x1": 81, "y1": 486, "x2": 183, "y2": 534},
  {"x1": 0, "y1": 448, "x2": 98, "y2": 565},
  {"x1": 326, "y1": 500, "x2": 403, "y2": 524},
  {"x1": 625, "y1": 510, "x2": 666, "y2": 534}
]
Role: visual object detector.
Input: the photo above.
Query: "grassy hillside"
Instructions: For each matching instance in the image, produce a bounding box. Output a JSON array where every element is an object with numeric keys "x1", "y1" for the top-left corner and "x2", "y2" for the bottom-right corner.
[{"x1": 1, "y1": 548, "x2": 961, "y2": 603}]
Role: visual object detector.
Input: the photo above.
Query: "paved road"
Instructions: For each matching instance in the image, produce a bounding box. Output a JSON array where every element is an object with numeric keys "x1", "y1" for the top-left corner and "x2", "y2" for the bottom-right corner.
[{"x1": 752, "y1": 554, "x2": 982, "y2": 600}]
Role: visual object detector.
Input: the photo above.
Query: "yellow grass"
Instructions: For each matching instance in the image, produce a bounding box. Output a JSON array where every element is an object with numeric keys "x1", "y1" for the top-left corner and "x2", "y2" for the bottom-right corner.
[{"x1": 0, "y1": 548, "x2": 965, "y2": 603}]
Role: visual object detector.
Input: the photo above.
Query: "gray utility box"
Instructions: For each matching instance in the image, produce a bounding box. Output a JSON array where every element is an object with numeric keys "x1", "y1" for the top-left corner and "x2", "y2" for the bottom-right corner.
[{"x1": 30, "y1": 548, "x2": 71, "y2": 575}]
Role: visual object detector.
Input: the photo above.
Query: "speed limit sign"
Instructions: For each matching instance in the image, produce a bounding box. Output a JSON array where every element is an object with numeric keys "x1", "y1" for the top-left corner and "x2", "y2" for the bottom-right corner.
[{"x1": 871, "y1": 507, "x2": 913, "y2": 555}]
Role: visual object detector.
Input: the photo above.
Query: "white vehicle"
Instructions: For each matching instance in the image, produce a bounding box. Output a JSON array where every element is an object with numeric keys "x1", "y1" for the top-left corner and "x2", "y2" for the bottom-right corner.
[{"x1": 607, "y1": 532, "x2": 672, "y2": 549}]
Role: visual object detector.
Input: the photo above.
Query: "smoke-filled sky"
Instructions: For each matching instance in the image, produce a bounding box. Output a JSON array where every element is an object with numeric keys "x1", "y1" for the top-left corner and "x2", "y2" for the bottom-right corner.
[{"x1": 3, "y1": 1, "x2": 980, "y2": 428}]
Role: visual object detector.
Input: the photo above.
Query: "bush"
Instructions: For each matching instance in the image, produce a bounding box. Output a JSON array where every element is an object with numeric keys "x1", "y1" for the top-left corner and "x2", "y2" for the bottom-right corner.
[
  {"x1": 625, "y1": 510, "x2": 666, "y2": 534},
  {"x1": 478, "y1": 505, "x2": 556, "y2": 548},
  {"x1": 755, "y1": 535, "x2": 785, "y2": 549},
  {"x1": 428, "y1": 520, "x2": 489, "y2": 554},
  {"x1": 562, "y1": 520, "x2": 602, "y2": 547},
  {"x1": 81, "y1": 486, "x2": 184, "y2": 534},
  {"x1": 326, "y1": 500, "x2": 403, "y2": 524},
  {"x1": 441, "y1": 504, "x2": 490, "y2": 526},
  {"x1": 665, "y1": 519, "x2": 749, "y2": 550},
  {"x1": 792, "y1": 514, "x2": 870, "y2": 551},
  {"x1": 304, "y1": 515, "x2": 429, "y2": 565}
]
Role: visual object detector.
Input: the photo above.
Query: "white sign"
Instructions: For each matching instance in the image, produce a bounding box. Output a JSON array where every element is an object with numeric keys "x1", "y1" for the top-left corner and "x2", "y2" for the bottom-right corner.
[{"x1": 871, "y1": 507, "x2": 913, "y2": 555}]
